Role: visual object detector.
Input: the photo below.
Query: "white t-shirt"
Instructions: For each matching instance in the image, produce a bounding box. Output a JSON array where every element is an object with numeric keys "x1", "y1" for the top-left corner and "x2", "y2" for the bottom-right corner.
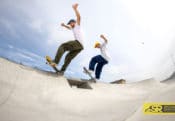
[
  {"x1": 72, "y1": 24, "x2": 84, "y2": 46},
  {"x1": 100, "y1": 42, "x2": 110, "y2": 61}
]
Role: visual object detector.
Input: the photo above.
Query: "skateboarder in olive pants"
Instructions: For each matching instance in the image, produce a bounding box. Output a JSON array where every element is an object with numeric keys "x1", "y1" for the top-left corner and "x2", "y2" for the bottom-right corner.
[
  {"x1": 88, "y1": 35, "x2": 110, "y2": 80},
  {"x1": 50, "y1": 3, "x2": 84, "y2": 74}
]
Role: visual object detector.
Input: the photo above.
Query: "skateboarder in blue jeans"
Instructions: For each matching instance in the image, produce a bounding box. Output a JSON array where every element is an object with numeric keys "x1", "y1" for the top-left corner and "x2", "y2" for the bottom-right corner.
[{"x1": 88, "y1": 34, "x2": 110, "y2": 80}]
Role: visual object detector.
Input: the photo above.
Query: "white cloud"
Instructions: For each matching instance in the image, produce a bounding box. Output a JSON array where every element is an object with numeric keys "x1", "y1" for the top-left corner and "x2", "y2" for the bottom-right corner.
[
  {"x1": 29, "y1": 20, "x2": 43, "y2": 32},
  {"x1": 8, "y1": 45, "x2": 14, "y2": 49},
  {"x1": 16, "y1": 53, "x2": 35, "y2": 61},
  {"x1": 0, "y1": 18, "x2": 20, "y2": 39}
]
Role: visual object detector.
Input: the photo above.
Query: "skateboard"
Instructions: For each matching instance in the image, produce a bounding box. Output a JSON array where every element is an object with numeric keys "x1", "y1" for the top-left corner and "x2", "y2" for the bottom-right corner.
[
  {"x1": 83, "y1": 67, "x2": 96, "y2": 83},
  {"x1": 45, "y1": 56, "x2": 60, "y2": 73}
]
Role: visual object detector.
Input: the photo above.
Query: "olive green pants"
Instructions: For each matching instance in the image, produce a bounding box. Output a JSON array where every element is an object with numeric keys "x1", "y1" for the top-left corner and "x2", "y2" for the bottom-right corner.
[{"x1": 54, "y1": 40, "x2": 83, "y2": 72}]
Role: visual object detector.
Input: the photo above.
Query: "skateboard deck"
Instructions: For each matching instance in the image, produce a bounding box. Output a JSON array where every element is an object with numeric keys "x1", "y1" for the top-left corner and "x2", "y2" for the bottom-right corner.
[
  {"x1": 83, "y1": 67, "x2": 96, "y2": 83},
  {"x1": 45, "y1": 56, "x2": 60, "y2": 73}
]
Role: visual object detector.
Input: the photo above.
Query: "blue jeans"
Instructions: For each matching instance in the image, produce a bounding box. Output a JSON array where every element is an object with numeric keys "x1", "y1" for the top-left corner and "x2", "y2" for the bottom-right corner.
[{"x1": 89, "y1": 55, "x2": 108, "y2": 79}]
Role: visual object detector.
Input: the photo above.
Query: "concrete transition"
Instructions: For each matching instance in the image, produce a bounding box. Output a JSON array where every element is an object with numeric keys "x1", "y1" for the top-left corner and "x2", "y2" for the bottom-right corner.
[{"x1": 0, "y1": 57, "x2": 175, "y2": 121}]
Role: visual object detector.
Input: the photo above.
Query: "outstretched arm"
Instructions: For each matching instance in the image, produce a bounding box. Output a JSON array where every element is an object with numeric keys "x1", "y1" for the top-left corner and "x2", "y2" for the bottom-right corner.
[
  {"x1": 61, "y1": 23, "x2": 71, "y2": 30},
  {"x1": 72, "y1": 3, "x2": 81, "y2": 25},
  {"x1": 100, "y1": 34, "x2": 108, "y2": 43}
]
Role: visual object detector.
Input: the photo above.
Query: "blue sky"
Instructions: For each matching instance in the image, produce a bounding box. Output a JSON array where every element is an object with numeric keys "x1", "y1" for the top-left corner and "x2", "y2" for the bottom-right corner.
[{"x1": 0, "y1": 0, "x2": 175, "y2": 82}]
